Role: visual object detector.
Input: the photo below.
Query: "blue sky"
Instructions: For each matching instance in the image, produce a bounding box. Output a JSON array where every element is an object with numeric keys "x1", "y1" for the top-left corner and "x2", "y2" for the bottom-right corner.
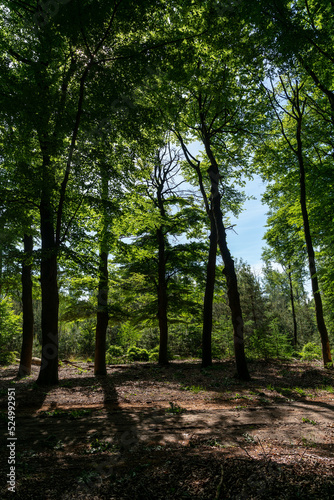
[
  {"x1": 184, "y1": 142, "x2": 269, "y2": 273},
  {"x1": 227, "y1": 175, "x2": 268, "y2": 273}
]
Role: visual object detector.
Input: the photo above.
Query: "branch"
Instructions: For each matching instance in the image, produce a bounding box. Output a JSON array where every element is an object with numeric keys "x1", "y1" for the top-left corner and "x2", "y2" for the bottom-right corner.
[
  {"x1": 7, "y1": 48, "x2": 33, "y2": 66},
  {"x1": 172, "y1": 129, "x2": 210, "y2": 217},
  {"x1": 93, "y1": 0, "x2": 123, "y2": 57},
  {"x1": 8, "y1": 0, "x2": 35, "y2": 14},
  {"x1": 263, "y1": 82, "x2": 297, "y2": 155},
  {"x1": 59, "y1": 197, "x2": 84, "y2": 245},
  {"x1": 299, "y1": 57, "x2": 334, "y2": 108},
  {"x1": 98, "y1": 28, "x2": 209, "y2": 64},
  {"x1": 56, "y1": 61, "x2": 92, "y2": 245},
  {"x1": 304, "y1": 0, "x2": 316, "y2": 31}
]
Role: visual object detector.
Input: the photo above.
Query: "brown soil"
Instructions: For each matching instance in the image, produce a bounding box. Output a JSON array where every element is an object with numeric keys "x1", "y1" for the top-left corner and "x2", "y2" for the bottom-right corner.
[{"x1": 0, "y1": 359, "x2": 334, "y2": 499}]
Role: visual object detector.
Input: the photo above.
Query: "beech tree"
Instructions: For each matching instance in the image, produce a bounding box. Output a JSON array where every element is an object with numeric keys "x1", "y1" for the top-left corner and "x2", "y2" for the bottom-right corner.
[
  {"x1": 166, "y1": 34, "x2": 262, "y2": 379},
  {"x1": 261, "y1": 206, "x2": 308, "y2": 348},
  {"x1": 0, "y1": 0, "x2": 183, "y2": 384},
  {"x1": 175, "y1": 134, "x2": 218, "y2": 368},
  {"x1": 113, "y1": 142, "x2": 206, "y2": 365},
  {"x1": 259, "y1": 76, "x2": 333, "y2": 366}
]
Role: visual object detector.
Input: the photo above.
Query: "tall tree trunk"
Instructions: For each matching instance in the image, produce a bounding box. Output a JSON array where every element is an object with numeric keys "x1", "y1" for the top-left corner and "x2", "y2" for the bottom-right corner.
[
  {"x1": 287, "y1": 266, "x2": 298, "y2": 347},
  {"x1": 202, "y1": 213, "x2": 217, "y2": 368},
  {"x1": 296, "y1": 120, "x2": 332, "y2": 367},
  {"x1": 37, "y1": 192, "x2": 59, "y2": 385},
  {"x1": 0, "y1": 231, "x2": 2, "y2": 299},
  {"x1": 202, "y1": 133, "x2": 250, "y2": 380},
  {"x1": 157, "y1": 227, "x2": 169, "y2": 365},
  {"x1": 94, "y1": 172, "x2": 109, "y2": 376},
  {"x1": 175, "y1": 133, "x2": 217, "y2": 370},
  {"x1": 18, "y1": 234, "x2": 34, "y2": 378},
  {"x1": 94, "y1": 250, "x2": 109, "y2": 375}
]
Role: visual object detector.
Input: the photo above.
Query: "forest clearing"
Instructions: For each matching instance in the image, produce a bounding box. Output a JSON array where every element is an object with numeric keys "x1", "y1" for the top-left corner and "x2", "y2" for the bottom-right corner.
[
  {"x1": 1, "y1": 359, "x2": 334, "y2": 499},
  {"x1": 1, "y1": 1, "x2": 334, "y2": 498}
]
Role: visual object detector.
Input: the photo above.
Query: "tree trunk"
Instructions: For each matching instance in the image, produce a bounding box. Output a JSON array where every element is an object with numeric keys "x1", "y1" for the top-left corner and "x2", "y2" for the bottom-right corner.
[
  {"x1": 296, "y1": 120, "x2": 332, "y2": 367},
  {"x1": 287, "y1": 267, "x2": 298, "y2": 347},
  {"x1": 94, "y1": 172, "x2": 109, "y2": 376},
  {"x1": 157, "y1": 227, "x2": 169, "y2": 366},
  {"x1": 0, "y1": 222, "x2": 2, "y2": 298},
  {"x1": 18, "y1": 234, "x2": 34, "y2": 378},
  {"x1": 203, "y1": 135, "x2": 250, "y2": 380},
  {"x1": 94, "y1": 250, "x2": 109, "y2": 376},
  {"x1": 202, "y1": 213, "x2": 217, "y2": 368},
  {"x1": 176, "y1": 132, "x2": 217, "y2": 370},
  {"x1": 37, "y1": 193, "x2": 59, "y2": 385}
]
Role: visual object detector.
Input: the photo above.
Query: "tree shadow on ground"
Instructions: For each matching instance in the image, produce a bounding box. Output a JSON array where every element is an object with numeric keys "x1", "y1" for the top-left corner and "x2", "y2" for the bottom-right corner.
[
  {"x1": 103, "y1": 358, "x2": 334, "y2": 391},
  {"x1": 0, "y1": 367, "x2": 139, "y2": 499},
  {"x1": 0, "y1": 360, "x2": 333, "y2": 499}
]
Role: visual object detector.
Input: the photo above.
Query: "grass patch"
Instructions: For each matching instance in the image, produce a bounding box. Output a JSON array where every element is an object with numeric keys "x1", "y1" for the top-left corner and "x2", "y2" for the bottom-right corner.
[
  {"x1": 39, "y1": 408, "x2": 92, "y2": 419},
  {"x1": 85, "y1": 437, "x2": 119, "y2": 454},
  {"x1": 181, "y1": 384, "x2": 205, "y2": 394},
  {"x1": 302, "y1": 417, "x2": 317, "y2": 425},
  {"x1": 321, "y1": 385, "x2": 334, "y2": 393},
  {"x1": 166, "y1": 402, "x2": 186, "y2": 414}
]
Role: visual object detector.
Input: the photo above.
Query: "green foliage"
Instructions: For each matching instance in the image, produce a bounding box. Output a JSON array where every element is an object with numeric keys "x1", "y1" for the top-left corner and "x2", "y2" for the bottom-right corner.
[
  {"x1": 302, "y1": 417, "x2": 317, "y2": 425},
  {"x1": 116, "y1": 322, "x2": 142, "y2": 350},
  {"x1": 247, "y1": 318, "x2": 293, "y2": 360},
  {"x1": 181, "y1": 385, "x2": 205, "y2": 394},
  {"x1": 169, "y1": 323, "x2": 203, "y2": 358},
  {"x1": 166, "y1": 402, "x2": 185, "y2": 414},
  {"x1": 44, "y1": 435, "x2": 65, "y2": 450},
  {"x1": 126, "y1": 346, "x2": 149, "y2": 362},
  {"x1": 107, "y1": 345, "x2": 124, "y2": 358},
  {"x1": 39, "y1": 408, "x2": 92, "y2": 419},
  {"x1": 0, "y1": 350, "x2": 18, "y2": 366},
  {"x1": 1, "y1": 0, "x2": 334, "y2": 373},
  {"x1": 106, "y1": 344, "x2": 125, "y2": 364},
  {"x1": 299, "y1": 342, "x2": 322, "y2": 361},
  {"x1": 0, "y1": 298, "x2": 22, "y2": 364},
  {"x1": 148, "y1": 345, "x2": 159, "y2": 362},
  {"x1": 86, "y1": 437, "x2": 118, "y2": 454},
  {"x1": 149, "y1": 352, "x2": 159, "y2": 362}
]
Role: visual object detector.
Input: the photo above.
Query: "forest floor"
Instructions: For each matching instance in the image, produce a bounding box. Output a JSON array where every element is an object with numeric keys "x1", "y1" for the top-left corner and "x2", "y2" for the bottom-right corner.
[{"x1": 0, "y1": 358, "x2": 334, "y2": 499}]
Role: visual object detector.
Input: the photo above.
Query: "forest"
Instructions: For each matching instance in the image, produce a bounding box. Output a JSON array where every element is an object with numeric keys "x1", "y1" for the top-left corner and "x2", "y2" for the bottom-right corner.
[{"x1": 0, "y1": 1, "x2": 334, "y2": 498}]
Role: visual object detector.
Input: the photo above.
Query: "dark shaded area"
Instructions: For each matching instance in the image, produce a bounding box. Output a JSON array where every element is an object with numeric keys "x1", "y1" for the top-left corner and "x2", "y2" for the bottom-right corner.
[
  {"x1": 0, "y1": 359, "x2": 333, "y2": 499},
  {"x1": 0, "y1": 439, "x2": 333, "y2": 499}
]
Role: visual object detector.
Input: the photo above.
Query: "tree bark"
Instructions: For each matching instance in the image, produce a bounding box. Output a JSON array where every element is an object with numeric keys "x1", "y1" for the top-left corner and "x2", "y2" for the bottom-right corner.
[
  {"x1": 296, "y1": 119, "x2": 332, "y2": 367},
  {"x1": 287, "y1": 266, "x2": 298, "y2": 347},
  {"x1": 18, "y1": 234, "x2": 34, "y2": 378},
  {"x1": 0, "y1": 230, "x2": 2, "y2": 299},
  {"x1": 202, "y1": 133, "x2": 250, "y2": 380},
  {"x1": 175, "y1": 132, "x2": 217, "y2": 370},
  {"x1": 157, "y1": 227, "x2": 169, "y2": 365},
  {"x1": 94, "y1": 250, "x2": 109, "y2": 375},
  {"x1": 37, "y1": 188, "x2": 59, "y2": 385},
  {"x1": 202, "y1": 213, "x2": 217, "y2": 368},
  {"x1": 94, "y1": 172, "x2": 109, "y2": 376}
]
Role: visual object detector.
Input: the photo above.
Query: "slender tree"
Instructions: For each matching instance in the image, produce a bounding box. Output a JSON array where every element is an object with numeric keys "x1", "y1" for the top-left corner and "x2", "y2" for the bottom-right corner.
[
  {"x1": 94, "y1": 168, "x2": 110, "y2": 376},
  {"x1": 18, "y1": 233, "x2": 34, "y2": 377},
  {"x1": 264, "y1": 77, "x2": 332, "y2": 366},
  {"x1": 175, "y1": 133, "x2": 217, "y2": 367},
  {"x1": 113, "y1": 142, "x2": 206, "y2": 364}
]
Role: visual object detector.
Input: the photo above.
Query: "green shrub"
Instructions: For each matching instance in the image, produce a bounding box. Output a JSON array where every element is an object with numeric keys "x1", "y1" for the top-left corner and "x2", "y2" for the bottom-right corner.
[
  {"x1": 247, "y1": 319, "x2": 293, "y2": 360},
  {"x1": 149, "y1": 352, "x2": 159, "y2": 362},
  {"x1": 106, "y1": 345, "x2": 124, "y2": 364},
  {"x1": 299, "y1": 342, "x2": 322, "y2": 361},
  {"x1": 126, "y1": 346, "x2": 149, "y2": 362},
  {"x1": 107, "y1": 345, "x2": 124, "y2": 357},
  {"x1": 0, "y1": 351, "x2": 18, "y2": 366},
  {"x1": 0, "y1": 298, "x2": 22, "y2": 363}
]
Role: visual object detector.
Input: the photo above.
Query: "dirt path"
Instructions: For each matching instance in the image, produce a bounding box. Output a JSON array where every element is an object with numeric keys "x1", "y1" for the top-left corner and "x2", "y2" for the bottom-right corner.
[{"x1": 1, "y1": 359, "x2": 334, "y2": 499}]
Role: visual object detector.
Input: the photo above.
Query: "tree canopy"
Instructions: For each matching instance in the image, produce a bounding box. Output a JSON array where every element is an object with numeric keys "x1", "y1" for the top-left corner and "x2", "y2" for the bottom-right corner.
[{"x1": 1, "y1": 0, "x2": 333, "y2": 383}]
